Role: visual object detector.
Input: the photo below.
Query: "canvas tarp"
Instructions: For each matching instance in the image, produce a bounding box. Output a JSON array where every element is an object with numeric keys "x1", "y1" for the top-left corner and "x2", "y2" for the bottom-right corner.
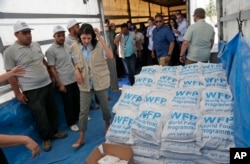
[{"x1": 218, "y1": 33, "x2": 250, "y2": 147}]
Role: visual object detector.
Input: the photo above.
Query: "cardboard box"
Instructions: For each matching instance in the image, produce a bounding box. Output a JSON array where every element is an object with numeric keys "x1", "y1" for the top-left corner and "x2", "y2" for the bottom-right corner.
[{"x1": 86, "y1": 143, "x2": 134, "y2": 164}]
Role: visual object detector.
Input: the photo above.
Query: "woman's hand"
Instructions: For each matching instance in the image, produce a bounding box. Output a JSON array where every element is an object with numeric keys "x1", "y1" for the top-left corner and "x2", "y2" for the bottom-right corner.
[
  {"x1": 75, "y1": 69, "x2": 83, "y2": 85},
  {"x1": 93, "y1": 28, "x2": 101, "y2": 38}
]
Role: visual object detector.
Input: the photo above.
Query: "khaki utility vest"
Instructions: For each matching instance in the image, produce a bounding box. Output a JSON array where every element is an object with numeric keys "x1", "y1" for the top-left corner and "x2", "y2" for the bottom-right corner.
[{"x1": 71, "y1": 42, "x2": 110, "y2": 91}]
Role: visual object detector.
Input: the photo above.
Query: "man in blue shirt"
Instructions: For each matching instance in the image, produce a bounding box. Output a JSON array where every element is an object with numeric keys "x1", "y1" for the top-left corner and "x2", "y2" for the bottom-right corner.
[
  {"x1": 152, "y1": 14, "x2": 175, "y2": 66},
  {"x1": 114, "y1": 23, "x2": 139, "y2": 85}
]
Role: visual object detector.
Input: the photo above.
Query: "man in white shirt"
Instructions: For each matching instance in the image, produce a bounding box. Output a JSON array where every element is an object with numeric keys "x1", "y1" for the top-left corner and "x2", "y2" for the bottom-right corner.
[{"x1": 175, "y1": 14, "x2": 188, "y2": 54}]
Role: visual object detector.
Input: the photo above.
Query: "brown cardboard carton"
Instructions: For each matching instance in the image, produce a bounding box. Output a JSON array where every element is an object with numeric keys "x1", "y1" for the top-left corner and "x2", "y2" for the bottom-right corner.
[{"x1": 86, "y1": 143, "x2": 134, "y2": 164}]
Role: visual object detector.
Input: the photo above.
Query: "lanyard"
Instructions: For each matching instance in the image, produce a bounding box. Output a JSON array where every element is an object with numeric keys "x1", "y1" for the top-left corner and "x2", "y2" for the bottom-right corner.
[{"x1": 124, "y1": 34, "x2": 130, "y2": 46}]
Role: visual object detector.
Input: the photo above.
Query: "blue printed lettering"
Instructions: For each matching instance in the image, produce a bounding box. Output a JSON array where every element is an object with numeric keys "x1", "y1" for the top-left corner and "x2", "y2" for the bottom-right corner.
[
  {"x1": 203, "y1": 65, "x2": 211, "y2": 69},
  {"x1": 141, "y1": 68, "x2": 156, "y2": 74},
  {"x1": 113, "y1": 116, "x2": 134, "y2": 125},
  {"x1": 144, "y1": 96, "x2": 167, "y2": 104},
  {"x1": 184, "y1": 80, "x2": 201, "y2": 85},
  {"x1": 124, "y1": 93, "x2": 142, "y2": 101},
  {"x1": 160, "y1": 76, "x2": 177, "y2": 82},
  {"x1": 205, "y1": 77, "x2": 226, "y2": 83},
  {"x1": 171, "y1": 112, "x2": 182, "y2": 119},
  {"x1": 136, "y1": 77, "x2": 153, "y2": 83},
  {"x1": 226, "y1": 117, "x2": 233, "y2": 123},
  {"x1": 204, "y1": 116, "x2": 230, "y2": 123},
  {"x1": 206, "y1": 92, "x2": 231, "y2": 99},
  {"x1": 183, "y1": 65, "x2": 198, "y2": 70},
  {"x1": 139, "y1": 110, "x2": 161, "y2": 119},
  {"x1": 171, "y1": 112, "x2": 197, "y2": 120},
  {"x1": 204, "y1": 117, "x2": 217, "y2": 123},
  {"x1": 176, "y1": 91, "x2": 199, "y2": 96}
]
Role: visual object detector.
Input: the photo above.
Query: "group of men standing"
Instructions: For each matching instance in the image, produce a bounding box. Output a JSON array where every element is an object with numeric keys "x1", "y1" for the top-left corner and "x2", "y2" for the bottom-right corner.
[
  {"x1": 2, "y1": 19, "x2": 111, "y2": 152},
  {"x1": 113, "y1": 8, "x2": 214, "y2": 87},
  {"x1": 3, "y1": 20, "x2": 88, "y2": 152}
]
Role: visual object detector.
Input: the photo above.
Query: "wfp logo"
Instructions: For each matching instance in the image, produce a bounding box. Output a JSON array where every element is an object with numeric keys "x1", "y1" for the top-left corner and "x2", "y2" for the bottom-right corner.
[{"x1": 144, "y1": 96, "x2": 167, "y2": 105}]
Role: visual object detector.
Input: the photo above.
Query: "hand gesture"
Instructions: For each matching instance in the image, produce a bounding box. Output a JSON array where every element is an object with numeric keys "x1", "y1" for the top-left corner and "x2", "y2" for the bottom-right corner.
[
  {"x1": 10, "y1": 66, "x2": 25, "y2": 77},
  {"x1": 93, "y1": 28, "x2": 101, "y2": 38},
  {"x1": 75, "y1": 70, "x2": 83, "y2": 85},
  {"x1": 58, "y1": 84, "x2": 67, "y2": 93},
  {"x1": 165, "y1": 55, "x2": 171, "y2": 64},
  {"x1": 179, "y1": 56, "x2": 185, "y2": 63},
  {"x1": 24, "y1": 136, "x2": 40, "y2": 159},
  {"x1": 17, "y1": 92, "x2": 28, "y2": 104}
]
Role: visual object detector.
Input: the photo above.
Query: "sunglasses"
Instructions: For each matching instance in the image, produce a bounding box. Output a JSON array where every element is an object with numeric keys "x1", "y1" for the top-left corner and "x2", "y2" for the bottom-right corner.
[{"x1": 155, "y1": 20, "x2": 162, "y2": 23}]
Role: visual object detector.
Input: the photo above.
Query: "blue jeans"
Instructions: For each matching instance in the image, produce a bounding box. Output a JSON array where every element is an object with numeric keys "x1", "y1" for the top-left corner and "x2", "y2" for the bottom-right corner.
[{"x1": 123, "y1": 54, "x2": 137, "y2": 85}]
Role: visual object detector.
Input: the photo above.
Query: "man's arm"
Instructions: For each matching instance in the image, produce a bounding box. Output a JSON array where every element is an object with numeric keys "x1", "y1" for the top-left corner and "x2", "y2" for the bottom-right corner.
[
  {"x1": 48, "y1": 66, "x2": 66, "y2": 92},
  {"x1": 179, "y1": 40, "x2": 189, "y2": 63},
  {"x1": 167, "y1": 41, "x2": 175, "y2": 56},
  {"x1": 210, "y1": 39, "x2": 214, "y2": 49},
  {"x1": 151, "y1": 44, "x2": 156, "y2": 59},
  {"x1": 165, "y1": 41, "x2": 175, "y2": 63},
  {"x1": 43, "y1": 59, "x2": 53, "y2": 77},
  {"x1": 74, "y1": 65, "x2": 83, "y2": 85},
  {"x1": 114, "y1": 32, "x2": 122, "y2": 45},
  {"x1": 8, "y1": 73, "x2": 28, "y2": 104}
]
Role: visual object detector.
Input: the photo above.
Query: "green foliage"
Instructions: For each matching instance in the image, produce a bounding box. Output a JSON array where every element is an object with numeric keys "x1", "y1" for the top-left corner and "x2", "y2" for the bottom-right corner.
[{"x1": 205, "y1": 0, "x2": 217, "y2": 17}]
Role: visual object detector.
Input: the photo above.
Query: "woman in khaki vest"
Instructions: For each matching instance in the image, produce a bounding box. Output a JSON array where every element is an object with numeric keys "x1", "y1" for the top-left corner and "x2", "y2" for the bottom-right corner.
[{"x1": 71, "y1": 23, "x2": 113, "y2": 148}]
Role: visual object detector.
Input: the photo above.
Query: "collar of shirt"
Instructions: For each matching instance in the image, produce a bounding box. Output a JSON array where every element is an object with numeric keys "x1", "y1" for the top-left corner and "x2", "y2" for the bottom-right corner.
[
  {"x1": 156, "y1": 24, "x2": 165, "y2": 31},
  {"x1": 196, "y1": 19, "x2": 206, "y2": 23},
  {"x1": 67, "y1": 34, "x2": 78, "y2": 41},
  {"x1": 53, "y1": 42, "x2": 64, "y2": 48},
  {"x1": 15, "y1": 41, "x2": 33, "y2": 49},
  {"x1": 81, "y1": 44, "x2": 93, "y2": 63}
]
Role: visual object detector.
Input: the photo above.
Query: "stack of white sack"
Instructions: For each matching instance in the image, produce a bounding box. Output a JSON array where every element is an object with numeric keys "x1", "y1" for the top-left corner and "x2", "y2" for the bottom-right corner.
[{"x1": 106, "y1": 63, "x2": 234, "y2": 164}]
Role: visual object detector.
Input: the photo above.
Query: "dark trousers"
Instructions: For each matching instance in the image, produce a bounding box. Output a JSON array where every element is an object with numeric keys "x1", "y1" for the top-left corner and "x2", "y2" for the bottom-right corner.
[
  {"x1": 178, "y1": 41, "x2": 187, "y2": 57},
  {"x1": 116, "y1": 54, "x2": 126, "y2": 78},
  {"x1": 123, "y1": 54, "x2": 137, "y2": 85},
  {"x1": 146, "y1": 49, "x2": 159, "y2": 66},
  {"x1": 60, "y1": 82, "x2": 80, "y2": 126},
  {"x1": 0, "y1": 149, "x2": 8, "y2": 164},
  {"x1": 23, "y1": 84, "x2": 58, "y2": 140}
]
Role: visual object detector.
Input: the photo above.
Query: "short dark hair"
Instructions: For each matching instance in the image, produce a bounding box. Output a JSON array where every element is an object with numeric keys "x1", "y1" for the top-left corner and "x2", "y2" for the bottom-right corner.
[
  {"x1": 127, "y1": 20, "x2": 132, "y2": 24},
  {"x1": 176, "y1": 10, "x2": 181, "y2": 14},
  {"x1": 194, "y1": 8, "x2": 206, "y2": 19},
  {"x1": 155, "y1": 13, "x2": 163, "y2": 20},
  {"x1": 121, "y1": 23, "x2": 128, "y2": 28}
]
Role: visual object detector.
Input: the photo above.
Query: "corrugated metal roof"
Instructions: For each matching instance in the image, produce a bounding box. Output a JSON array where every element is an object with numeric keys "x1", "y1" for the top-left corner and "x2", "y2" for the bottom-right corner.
[{"x1": 142, "y1": 0, "x2": 185, "y2": 7}]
